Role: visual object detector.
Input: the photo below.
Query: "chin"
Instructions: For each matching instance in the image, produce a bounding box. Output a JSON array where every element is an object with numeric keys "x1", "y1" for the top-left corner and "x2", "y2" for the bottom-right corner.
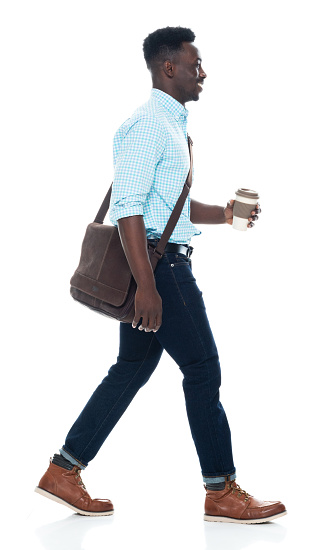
[{"x1": 186, "y1": 93, "x2": 200, "y2": 103}]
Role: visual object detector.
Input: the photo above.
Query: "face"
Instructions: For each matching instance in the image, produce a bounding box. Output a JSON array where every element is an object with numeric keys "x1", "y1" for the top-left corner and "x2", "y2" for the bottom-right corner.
[{"x1": 171, "y1": 42, "x2": 207, "y2": 104}]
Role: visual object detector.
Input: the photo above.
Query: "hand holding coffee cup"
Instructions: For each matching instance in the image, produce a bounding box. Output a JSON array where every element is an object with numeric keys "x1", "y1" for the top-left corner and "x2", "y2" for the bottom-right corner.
[{"x1": 232, "y1": 189, "x2": 260, "y2": 231}]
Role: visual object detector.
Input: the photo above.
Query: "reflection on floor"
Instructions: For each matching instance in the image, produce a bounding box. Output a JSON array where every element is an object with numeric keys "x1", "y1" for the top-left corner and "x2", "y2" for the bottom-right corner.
[{"x1": 18, "y1": 491, "x2": 293, "y2": 550}]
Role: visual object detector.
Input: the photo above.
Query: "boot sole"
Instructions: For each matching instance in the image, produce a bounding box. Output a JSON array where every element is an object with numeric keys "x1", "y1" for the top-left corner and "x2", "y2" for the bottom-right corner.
[
  {"x1": 34, "y1": 487, "x2": 114, "y2": 516},
  {"x1": 204, "y1": 510, "x2": 287, "y2": 524}
]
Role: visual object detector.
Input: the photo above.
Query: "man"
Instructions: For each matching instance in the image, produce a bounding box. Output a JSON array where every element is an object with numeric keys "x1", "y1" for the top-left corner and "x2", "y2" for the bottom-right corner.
[{"x1": 36, "y1": 26, "x2": 286, "y2": 523}]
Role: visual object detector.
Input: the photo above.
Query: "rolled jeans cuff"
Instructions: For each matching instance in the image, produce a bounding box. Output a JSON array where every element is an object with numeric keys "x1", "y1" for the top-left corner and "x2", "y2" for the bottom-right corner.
[
  {"x1": 203, "y1": 470, "x2": 236, "y2": 487},
  {"x1": 60, "y1": 447, "x2": 87, "y2": 470}
]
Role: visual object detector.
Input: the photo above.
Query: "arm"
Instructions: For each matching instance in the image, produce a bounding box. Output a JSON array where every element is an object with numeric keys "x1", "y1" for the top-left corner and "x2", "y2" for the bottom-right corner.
[
  {"x1": 190, "y1": 198, "x2": 260, "y2": 227},
  {"x1": 190, "y1": 199, "x2": 226, "y2": 224},
  {"x1": 110, "y1": 119, "x2": 166, "y2": 331},
  {"x1": 118, "y1": 215, "x2": 162, "y2": 332}
]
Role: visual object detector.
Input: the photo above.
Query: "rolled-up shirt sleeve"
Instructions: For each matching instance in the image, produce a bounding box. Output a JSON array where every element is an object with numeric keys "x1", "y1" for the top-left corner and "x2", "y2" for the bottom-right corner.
[{"x1": 109, "y1": 116, "x2": 165, "y2": 225}]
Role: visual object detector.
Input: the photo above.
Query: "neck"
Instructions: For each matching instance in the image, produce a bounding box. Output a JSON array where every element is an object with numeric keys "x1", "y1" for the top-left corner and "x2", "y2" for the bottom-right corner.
[{"x1": 152, "y1": 81, "x2": 185, "y2": 107}]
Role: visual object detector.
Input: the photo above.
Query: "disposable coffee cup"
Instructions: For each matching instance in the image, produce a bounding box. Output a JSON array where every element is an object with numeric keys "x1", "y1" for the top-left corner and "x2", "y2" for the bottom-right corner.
[{"x1": 232, "y1": 188, "x2": 259, "y2": 231}]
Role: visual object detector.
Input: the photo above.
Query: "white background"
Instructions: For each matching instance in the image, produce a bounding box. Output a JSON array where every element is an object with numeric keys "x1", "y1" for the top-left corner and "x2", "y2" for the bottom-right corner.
[{"x1": 1, "y1": 1, "x2": 313, "y2": 549}]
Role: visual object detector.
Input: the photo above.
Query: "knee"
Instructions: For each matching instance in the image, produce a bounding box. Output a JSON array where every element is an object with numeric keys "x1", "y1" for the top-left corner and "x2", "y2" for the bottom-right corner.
[
  {"x1": 103, "y1": 358, "x2": 156, "y2": 389},
  {"x1": 104, "y1": 360, "x2": 137, "y2": 384},
  {"x1": 180, "y1": 354, "x2": 221, "y2": 388}
]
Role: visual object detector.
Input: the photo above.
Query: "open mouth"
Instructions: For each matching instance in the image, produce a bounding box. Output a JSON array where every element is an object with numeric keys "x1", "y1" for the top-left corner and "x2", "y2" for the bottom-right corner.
[{"x1": 197, "y1": 82, "x2": 204, "y2": 90}]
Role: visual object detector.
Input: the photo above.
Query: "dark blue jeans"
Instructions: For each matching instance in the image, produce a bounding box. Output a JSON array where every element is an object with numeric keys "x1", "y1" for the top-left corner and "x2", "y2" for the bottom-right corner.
[{"x1": 61, "y1": 251, "x2": 235, "y2": 478}]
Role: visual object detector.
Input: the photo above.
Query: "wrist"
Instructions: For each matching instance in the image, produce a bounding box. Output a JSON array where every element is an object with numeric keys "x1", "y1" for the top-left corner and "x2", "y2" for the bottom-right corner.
[
  {"x1": 136, "y1": 274, "x2": 156, "y2": 290},
  {"x1": 215, "y1": 205, "x2": 227, "y2": 224}
]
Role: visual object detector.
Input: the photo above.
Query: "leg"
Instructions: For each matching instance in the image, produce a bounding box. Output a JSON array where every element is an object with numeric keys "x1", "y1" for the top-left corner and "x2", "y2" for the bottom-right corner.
[
  {"x1": 61, "y1": 322, "x2": 163, "y2": 467},
  {"x1": 154, "y1": 252, "x2": 235, "y2": 478}
]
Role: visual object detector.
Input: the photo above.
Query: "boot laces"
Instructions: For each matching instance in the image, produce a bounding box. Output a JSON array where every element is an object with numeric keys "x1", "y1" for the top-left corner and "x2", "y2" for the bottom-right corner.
[
  {"x1": 228, "y1": 481, "x2": 250, "y2": 502},
  {"x1": 74, "y1": 467, "x2": 86, "y2": 490}
]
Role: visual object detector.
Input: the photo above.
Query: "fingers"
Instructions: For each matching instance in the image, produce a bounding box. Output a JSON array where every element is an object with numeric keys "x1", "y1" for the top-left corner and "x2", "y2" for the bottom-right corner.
[
  {"x1": 132, "y1": 314, "x2": 141, "y2": 329},
  {"x1": 139, "y1": 314, "x2": 149, "y2": 331},
  {"x1": 253, "y1": 204, "x2": 261, "y2": 216},
  {"x1": 248, "y1": 203, "x2": 261, "y2": 228},
  {"x1": 132, "y1": 314, "x2": 162, "y2": 332},
  {"x1": 250, "y1": 204, "x2": 261, "y2": 217},
  {"x1": 143, "y1": 312, "x2": 162, "y2": 332},
  {"x1": 248, "y1": 213, "x2": 255, "y2": 228},
  {"x1": 154, "y1": 311, "x2": 162, "y2": 333}
]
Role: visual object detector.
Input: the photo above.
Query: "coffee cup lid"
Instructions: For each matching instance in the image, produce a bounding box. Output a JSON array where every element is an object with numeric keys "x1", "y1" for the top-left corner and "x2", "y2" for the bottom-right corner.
[{"x1": 235, "y1": 188, "x2": 259, "y2": 199}]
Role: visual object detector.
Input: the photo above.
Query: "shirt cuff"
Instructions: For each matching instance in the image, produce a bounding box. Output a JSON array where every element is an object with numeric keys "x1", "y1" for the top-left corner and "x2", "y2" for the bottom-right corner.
[{"x1": 110, "y1": 203, "x2": 144, "y2": 224}]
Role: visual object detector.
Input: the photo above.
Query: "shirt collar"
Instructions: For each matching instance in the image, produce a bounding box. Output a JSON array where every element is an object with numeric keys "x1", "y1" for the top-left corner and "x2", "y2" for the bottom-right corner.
[{"x1": 151, "y1": 88, "x2": 189, "y2": 122}]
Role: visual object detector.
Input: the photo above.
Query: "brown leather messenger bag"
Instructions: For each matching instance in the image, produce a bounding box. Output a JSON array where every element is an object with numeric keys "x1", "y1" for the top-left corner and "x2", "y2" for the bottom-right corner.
[{"x1": 70, "y1": 135, "x2": 193, "y2": 323}]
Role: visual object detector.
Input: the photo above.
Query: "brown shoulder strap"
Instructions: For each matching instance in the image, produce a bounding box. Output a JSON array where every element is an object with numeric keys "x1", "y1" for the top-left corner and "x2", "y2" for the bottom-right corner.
[
  {"x1": 153, "y1": 135, "x2": 193, "y2": 260},
  {"x1": 94, "y1": 135, "x2": 194, "y2": 257},
  {"x1": 93, "y1": 187, "x2": 112, "y2": 225}
]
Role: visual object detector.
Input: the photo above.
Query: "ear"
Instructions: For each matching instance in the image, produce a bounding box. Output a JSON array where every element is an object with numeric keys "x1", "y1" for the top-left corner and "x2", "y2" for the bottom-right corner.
[{"x1": 162, "y1": 60, "x2": 175, "y2": 78}]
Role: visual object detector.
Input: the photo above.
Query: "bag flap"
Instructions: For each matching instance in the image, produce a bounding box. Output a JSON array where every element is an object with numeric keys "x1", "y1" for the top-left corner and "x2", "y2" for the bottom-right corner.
[
  {"x1": 70, "y1": 270, "x2": 133, "y2": 306},
  {"x1": 70, "y1": 223, "x2": 134, "y2": 307}
]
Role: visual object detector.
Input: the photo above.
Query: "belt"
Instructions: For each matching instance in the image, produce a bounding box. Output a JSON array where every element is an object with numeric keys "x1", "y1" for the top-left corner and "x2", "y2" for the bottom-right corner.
[{"x1": 148, "y1": 240, "x2": 194, "y2": 258}]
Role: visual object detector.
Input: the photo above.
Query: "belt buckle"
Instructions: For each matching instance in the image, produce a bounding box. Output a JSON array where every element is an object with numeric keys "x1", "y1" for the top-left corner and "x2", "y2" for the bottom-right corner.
[{"x1": 187, "y1": 246, "x2": 193, "y2": 258}]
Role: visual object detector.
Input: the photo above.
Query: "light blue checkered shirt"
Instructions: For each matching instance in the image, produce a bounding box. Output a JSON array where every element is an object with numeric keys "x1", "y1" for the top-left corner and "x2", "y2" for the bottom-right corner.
[{"x1": 109, "y1": 88, "x2": 201, "y2": 244}]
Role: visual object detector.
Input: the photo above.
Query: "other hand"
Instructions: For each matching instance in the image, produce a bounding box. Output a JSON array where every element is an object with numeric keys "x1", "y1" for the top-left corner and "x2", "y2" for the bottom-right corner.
[
  {"x1": 224, "y1": 200, "x2": 262, "y2": 228},
  {"x1": 132, "y1": 286, "x2": 162, "y2": 332}
]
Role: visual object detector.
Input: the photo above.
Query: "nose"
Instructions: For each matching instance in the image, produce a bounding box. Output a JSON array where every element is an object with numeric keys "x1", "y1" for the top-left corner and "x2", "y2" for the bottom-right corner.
[{"x1": 200, "y1": 67, "x2": 207, "y2": 80}]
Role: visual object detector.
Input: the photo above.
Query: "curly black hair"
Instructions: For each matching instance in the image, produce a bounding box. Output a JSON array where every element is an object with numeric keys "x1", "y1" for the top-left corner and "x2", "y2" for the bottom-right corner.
[{"x1": 143, "y1": 26, "x2": 196, "y2": 69}]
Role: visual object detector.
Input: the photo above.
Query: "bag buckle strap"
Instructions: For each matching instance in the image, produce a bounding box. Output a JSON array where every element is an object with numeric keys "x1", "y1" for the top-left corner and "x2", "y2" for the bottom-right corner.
[{"x1": 147, "y1": 243, "x2": 163, "y2": 259}]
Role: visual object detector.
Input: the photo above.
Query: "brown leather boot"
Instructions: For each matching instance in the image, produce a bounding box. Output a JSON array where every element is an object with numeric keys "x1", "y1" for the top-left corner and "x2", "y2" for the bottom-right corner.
[
  {"x1": 204, "y1": 479, "x2": 286, "y2": 524},
  {"x1": 35, "y1": 461, "x2": 114, "y2": 516}
]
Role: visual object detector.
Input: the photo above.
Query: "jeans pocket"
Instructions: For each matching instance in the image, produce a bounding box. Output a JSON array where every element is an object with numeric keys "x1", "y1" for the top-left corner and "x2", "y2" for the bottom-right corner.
[{"x1": 167, "y1": 253, "x2": 191, "y2": 267}]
